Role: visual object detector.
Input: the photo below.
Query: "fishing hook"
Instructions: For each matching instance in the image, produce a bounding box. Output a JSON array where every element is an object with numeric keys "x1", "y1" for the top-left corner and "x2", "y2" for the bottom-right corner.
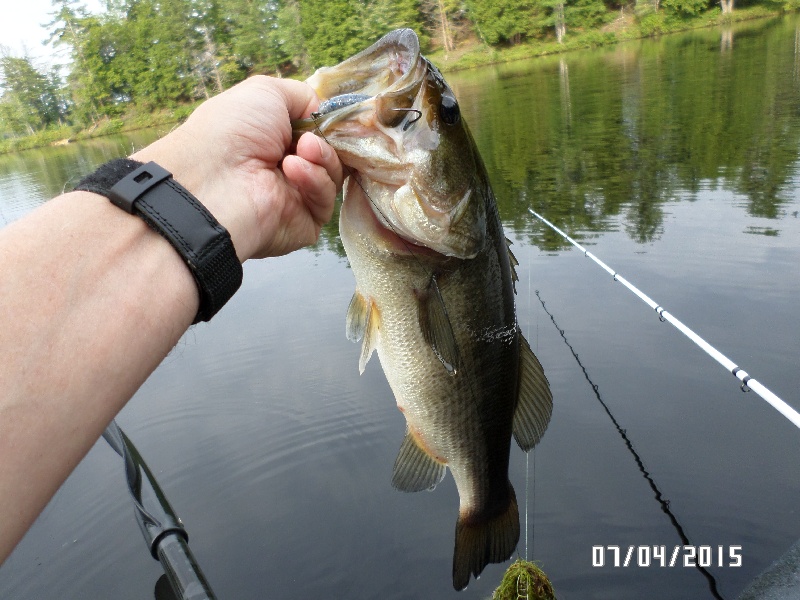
[{"x1": 391, "y1": 107, "x2": 423, "y2": 131}]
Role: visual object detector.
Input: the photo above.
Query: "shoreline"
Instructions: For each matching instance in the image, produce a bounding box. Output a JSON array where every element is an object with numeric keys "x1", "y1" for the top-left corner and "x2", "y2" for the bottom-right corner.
[
  {"x1": 0, "y1": 7, "x2": 790, "y2": 156},
  {"x1": 427, "y1": 5, "x2": 786, "y2": 72}
]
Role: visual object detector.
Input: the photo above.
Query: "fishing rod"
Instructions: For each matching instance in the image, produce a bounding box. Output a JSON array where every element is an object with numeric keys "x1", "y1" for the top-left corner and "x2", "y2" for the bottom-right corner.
[
  {"x1": 103, "y1": 420, "x2": 217, "y2": 600},
  {"x1": 528, "y1": 208, "x2": 800, "y2": 431}
]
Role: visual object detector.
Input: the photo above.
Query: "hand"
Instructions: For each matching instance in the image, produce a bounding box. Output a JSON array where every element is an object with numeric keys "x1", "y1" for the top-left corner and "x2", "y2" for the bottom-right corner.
[{"x1": 132, "y1": 76, "x2": 343, "y2": 260}]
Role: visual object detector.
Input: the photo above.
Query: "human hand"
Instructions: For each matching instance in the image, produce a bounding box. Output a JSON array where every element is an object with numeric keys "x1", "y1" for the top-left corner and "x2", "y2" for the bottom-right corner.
[{"x1": 131, "y1": 76, "x2": 343, "y2": 260}]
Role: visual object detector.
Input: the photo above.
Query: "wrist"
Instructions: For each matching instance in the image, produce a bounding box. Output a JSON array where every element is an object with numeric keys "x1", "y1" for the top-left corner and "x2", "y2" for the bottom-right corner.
[
  {"x1": 73, "y1": 158, "x2": 243, "y2": 322},
  {"x1": 130, "y1": 125, "x2": 260, "y2": 263}
]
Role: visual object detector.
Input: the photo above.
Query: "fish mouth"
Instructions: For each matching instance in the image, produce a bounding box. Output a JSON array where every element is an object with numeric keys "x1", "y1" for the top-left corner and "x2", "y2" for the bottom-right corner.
[
  {"x1": 343, "y1": 178, "x2": 450, "y2": 260},
  {"x1": 295, "y1": 29, "x2": 426, "y2": 139},
  {"x1": 293, "y1": 29, "x2": 485, "y2": 260}
]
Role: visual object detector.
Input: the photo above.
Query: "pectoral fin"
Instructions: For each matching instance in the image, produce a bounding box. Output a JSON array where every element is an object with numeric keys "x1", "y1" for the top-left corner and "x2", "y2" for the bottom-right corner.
[
  {"x1": 346, "y1": 291, "x2": 378, "y2": 374},
  {"x1": 418, "y1": 275, "x2": 460, "y2": 375},
  {"x1": 346, "y1": 291, "x2": 368, "y2": 342},
  {"x1": 392, "y1": 430, "x2": 446, "y2": 492},
  {"x1": 513, "y1": 333, "x2": 553, "y2": 451}
]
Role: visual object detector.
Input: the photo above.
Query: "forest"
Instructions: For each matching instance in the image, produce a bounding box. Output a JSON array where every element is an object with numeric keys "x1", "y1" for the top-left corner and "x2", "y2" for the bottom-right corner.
[{"x1": 0, "y1": 0, "x2": 797, "y2": 144}]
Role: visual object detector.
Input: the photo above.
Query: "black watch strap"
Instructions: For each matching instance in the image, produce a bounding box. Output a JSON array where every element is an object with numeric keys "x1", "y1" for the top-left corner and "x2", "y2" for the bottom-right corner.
[{"x1": 74, "y1": 158, "x2": 243, "y2": 323}]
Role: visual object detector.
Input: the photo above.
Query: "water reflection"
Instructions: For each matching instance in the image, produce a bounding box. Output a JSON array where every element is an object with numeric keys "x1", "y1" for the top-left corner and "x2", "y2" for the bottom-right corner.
[{"x1": 0, "y1": 129, "x2": 165, "y2": 226}]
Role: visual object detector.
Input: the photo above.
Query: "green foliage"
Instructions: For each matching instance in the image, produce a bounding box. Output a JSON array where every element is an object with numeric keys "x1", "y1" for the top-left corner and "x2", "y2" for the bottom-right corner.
[
  {"x1": 0, "y1": 0, "x2": 794, "y2": 147},
  {"x1": 465, "y1": 0, "x2": 539, "y2": 44},
  {"x1": 638, "y1": 11, "x2": 668, "y2": 34},
  {"x1": 299, "y1": 0, "x2": 425, "y2": 68},
  {"x1": 0, "y1": 124, "x2": 77, "y2": 153},
  {"x1": 465, "y1": 0, "x2": 610, "y2": 46},
  {"x1": 579, "y1": 30, "x2": 618, "y2": 45},
  {"x1": 0, "y1": 55, "x2": 67, "y2": 135},
  {"x1": 565, "y1": 0, "x2": 613, "y2": 29},
  {"x1": 663, "y1": 0, "x2": 711, "y2": 16}
]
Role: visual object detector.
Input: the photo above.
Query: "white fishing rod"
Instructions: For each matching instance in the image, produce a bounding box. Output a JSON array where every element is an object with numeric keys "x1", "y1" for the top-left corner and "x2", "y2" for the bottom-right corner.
[{"x1": 528, "y1": 208, "x2": 800, "y2": 431}]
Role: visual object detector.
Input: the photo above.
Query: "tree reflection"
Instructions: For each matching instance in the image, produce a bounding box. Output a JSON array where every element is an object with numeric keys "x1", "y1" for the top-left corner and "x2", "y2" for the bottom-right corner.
[{"x1": 463, "y1": 15, "x2": 800, "y2": 248}]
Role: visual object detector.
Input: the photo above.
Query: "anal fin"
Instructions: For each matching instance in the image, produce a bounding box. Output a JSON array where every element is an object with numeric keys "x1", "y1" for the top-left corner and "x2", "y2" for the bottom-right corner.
[
  {"x1": 391, "y1": 430, "x2": 446, "y2": 492},
  {"x1": 513, "y1": 333, "x2": 553, "y2": 451},
  {"x1": 346, "y1": 291, "x2": 368, "y2": 342}
]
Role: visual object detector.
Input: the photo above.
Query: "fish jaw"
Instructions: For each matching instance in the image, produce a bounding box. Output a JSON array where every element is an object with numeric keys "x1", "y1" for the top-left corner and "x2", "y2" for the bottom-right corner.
[
  {"x1": 340, "y1": 177, "x2": 449, "y2": 261},
  {"x1": 306, "y1": 29, "x2": 423, "y2": 103}
]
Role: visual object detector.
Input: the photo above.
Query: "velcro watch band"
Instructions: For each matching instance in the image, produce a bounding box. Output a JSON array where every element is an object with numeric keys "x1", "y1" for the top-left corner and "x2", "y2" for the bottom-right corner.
[{"x1": 74, "y1": 159, "x2": 243, "y2": 323}]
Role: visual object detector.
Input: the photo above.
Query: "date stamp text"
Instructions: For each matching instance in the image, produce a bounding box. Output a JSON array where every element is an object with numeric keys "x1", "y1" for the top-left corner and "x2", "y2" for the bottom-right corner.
[{"x1": 592, "y1": 545, "x2": 742, "y2": 568}]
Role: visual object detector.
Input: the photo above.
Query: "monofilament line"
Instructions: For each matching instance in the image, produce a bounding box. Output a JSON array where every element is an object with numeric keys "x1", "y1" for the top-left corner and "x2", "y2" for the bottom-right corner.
[
  {"x1": 529, "y1": 208, "x2": 800, "y2": 431},
  {"x1": 524, "y1": 451, "x2": 529, "y2": 560}
]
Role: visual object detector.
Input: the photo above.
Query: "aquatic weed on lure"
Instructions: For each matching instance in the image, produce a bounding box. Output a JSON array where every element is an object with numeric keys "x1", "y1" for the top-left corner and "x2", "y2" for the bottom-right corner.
[{"x1": 492, "y1": 559, "x2": 556, "y2": 600}]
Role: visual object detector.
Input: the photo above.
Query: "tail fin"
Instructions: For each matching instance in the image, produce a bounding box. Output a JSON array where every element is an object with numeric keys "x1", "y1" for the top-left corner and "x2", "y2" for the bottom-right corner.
[{"x1": 452, "y1": 484, "x2": 520, "y2": 591}]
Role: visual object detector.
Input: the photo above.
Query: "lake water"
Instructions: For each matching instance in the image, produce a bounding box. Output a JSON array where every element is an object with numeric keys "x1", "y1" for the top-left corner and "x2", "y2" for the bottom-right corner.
[{"x1": 2, "y1": 15, "x2": 800, "y2": 600}]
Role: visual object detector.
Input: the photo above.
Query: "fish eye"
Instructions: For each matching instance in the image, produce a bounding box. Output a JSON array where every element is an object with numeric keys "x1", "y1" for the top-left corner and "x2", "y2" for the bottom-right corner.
[{"x1": 439, "y1": 95, "x2": 460, "y2": 126}]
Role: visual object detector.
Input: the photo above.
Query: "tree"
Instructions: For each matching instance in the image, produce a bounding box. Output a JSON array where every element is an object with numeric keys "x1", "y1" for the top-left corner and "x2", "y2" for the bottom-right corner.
[
  {"x1": 114, "y1": 0, "x2": 200, "y2": 107},
  {"x1": 299, "y1": 0, "x2": 425, "y2": 68},
  {"x1": 420, "y1": 0, "x2": 467, "y2": 53},
  {"x1": 47, "y1": 0, "x2": 105, "y2": 123},
  {"x1": 662, "y1": 0, "x2": 711, "y2": 16},
  {"x1": 465, "y1": 0, "x2": 539, "y2": 45},
  {"x1": 274, "y1": 0, "x2": 310, "y2": 74},
  {"x1": 564, "y1": 0, "x2": 611, "y2": 30},
  {"x1": 0, "y1": 51, "x2": 67, "y2": 135}
]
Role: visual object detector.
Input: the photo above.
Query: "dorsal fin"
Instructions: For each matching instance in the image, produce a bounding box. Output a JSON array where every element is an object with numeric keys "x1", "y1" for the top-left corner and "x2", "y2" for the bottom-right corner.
[
  {"x1": 417, "y1": 275, "x2": 460, "y2": 375},
  {"x1": 513, "y1": 333, "x2": 553, "y2": 451},
  {"x1": 392, "y1": 430, "x2": 446, "y2": 492},
  {"x1": 506, "y1": 237, "x2": 519, "y2": 293},
  {"x1": 346, "y1": 291, "x2": 378, "y2": 374}
]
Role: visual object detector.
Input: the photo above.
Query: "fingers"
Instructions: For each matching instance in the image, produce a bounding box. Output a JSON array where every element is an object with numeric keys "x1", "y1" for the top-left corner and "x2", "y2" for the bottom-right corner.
[
  {"x1": 296, "y1": 132, "x2": 344, "y2": 191},
  {"x1": 282, "y1": 133, "x2": 343, "y2": 228}
]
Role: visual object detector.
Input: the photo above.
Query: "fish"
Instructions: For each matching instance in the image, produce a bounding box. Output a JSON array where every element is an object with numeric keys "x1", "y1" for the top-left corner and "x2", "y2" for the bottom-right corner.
[{"x1": 293, "y1": 29, "x2": 553, "y2": 591}]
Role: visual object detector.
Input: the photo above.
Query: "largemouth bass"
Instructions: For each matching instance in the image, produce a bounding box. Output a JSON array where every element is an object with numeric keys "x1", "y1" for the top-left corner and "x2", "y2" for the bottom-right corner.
[{"x1": 294, "y1": 29, "x2": 553, "y2": 590}]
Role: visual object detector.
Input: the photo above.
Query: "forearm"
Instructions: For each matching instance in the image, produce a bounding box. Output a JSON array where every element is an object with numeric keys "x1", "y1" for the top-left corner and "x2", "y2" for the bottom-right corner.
[
  {"x1": 0, "y1": 190, "x2": 198, "y2": 562},
  {"x1": 0, "y1": 75, "x2": 342, "y2": 566}
]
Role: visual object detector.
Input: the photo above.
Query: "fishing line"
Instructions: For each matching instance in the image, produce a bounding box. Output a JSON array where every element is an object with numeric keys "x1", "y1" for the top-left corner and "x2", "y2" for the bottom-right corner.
[
  {"x1": 525, "y1": 452, "x2": 529, "y2": 561},
  {"x1": 528, "y1": 208, "x2": 800, "y2": 430},
  {"x1": 523, "y1": 250, "x2": 538, "y2": 563},
  {"x1": 536, "y1": 291, "x2": 725, "y2": 600}
]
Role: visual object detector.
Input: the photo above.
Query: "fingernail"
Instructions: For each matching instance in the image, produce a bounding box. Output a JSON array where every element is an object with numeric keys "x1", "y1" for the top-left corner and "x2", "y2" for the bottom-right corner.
[{"x1": 316, "y1": 136, "x2": 330, "y2": 160}]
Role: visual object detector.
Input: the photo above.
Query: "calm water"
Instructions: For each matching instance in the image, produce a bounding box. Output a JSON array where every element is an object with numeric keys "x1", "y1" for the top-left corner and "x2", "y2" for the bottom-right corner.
[{"x1": 2, "y1": 16, "x2": 800, "y2": 600}]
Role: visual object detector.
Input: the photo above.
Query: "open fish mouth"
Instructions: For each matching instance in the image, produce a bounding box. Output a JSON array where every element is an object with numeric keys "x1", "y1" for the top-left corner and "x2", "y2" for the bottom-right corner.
[
  {"x1": 292, "y1": 29, "x2": 486, "y2": 260},
  {"x1": 297, "y1": 29, "x2": 426, "y2": 135}
]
